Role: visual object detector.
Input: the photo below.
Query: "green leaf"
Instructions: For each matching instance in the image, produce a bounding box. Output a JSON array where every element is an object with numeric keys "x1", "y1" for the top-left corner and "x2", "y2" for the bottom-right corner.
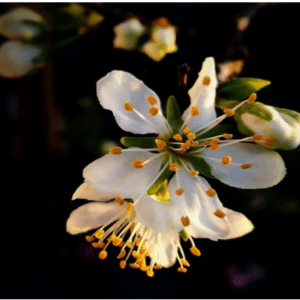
[
  {"x1": 186, "y1": 155, "x2": 215, "y2": 179},
  {"x1": 179, "y1": 229, "x2": 189, "y2": 242},
  {"x1": 120, "y1": 136, "x2": 157, "y2": 149},
  {"x1": 147, "y1": 167, "x2": 173, "y2": 195},
  {"x1": 217, "y1": 78, "x2": 271, "y2": 101},
  {"x1": 197, "y1": 124, "x2": 233, "y2": 140},
  {"x1": 166, "y1": 95, "x2": 183, "y2": 134}
]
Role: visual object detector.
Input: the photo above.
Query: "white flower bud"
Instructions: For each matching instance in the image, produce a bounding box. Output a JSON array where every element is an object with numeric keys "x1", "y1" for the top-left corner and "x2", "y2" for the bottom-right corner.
[
  {"x1": 0, "y1": 40, "x2": 42, "y2": 78},
  {"x1": 113, "y1": 18, "x2": 146, "y2": 51},
  {"x1": 0, "y1": 7, "x2": 44, "y2": 40},
  {"x1": 236, "y1": 102, "x2": 300, "y2": 150}
]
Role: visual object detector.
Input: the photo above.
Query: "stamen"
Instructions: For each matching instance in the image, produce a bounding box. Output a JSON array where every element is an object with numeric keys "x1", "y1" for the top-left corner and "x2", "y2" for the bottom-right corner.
[
  {"x1": 129, "y1": 263, "x2": 140, "y2": 269},
  {"x1": 247, "y1": 93, "x2": 257, "y2": 103},
  {"x1": 110, "y1": 147, "x2": 122, "y2": 155},
  {"x1": 183, "y1": 127, "x2": 190, "y2": 134},
  {"x1": 148, "y1": 107, "x2": 159, "y2": 116},
  {"x1": 170, "y1": 163, "x2": 180, "y2": 172},
  {"x1": 187, "y1": 132, "x2": 196, "y2": 140},
  {"x1": 214, "y1": 209, "x2": 226, "y2": 218},
  {"x1": 132, "y1": 159, "x2": 144, "y2": 169},
  {"x1": 240, "y1": 163, "x2": 252, "y2": 169},
  {"x1": 251, "y1": 133, "x2": 263, "y2": 142},
  {"x1": 155, "y1": 139, "x2": 166, "y2": 149},
  {"x1": 146, "y1": 268, "x2": 154, "y2": 277},
  {"x1": 175, "y1": 188, "x2": 184, "y2": 196},
  {"x1": 177, "y1": 267, "x2": 188, "y2": 273},
  {"x1": 85, "y1": 236, "x2": 94, "y2": 242},
  {"x1": 222, "y1": 156, "x2": 232, "y2": 165},
  {"x1": 173, "y1": 134, "x2": 183, "y2": 142},
  {"x1": 224, "y1": 108, "x2": 235, "y2": 117},
  {"x1": 181, "y1": 216, "x2": 190, "y2": 227},
  {"x1": 189, "y1": 170, "x2": 199, "y2": 177},
  {"x1": 120, "y1": 260, "x2": 126, "y2": 269},
  {"x1": 223, "y1": 133, "x2": 233, "y2": 140},
  {"x1": 154, "y1": 265, "x2": 162, "y2": 270},
  {"x1": 98, "y1": 250, "x2": 108, "y2": 260},
  {"x1": 92, "y1": 242, "x2": 105, "y2": 248},
  {"x1": 211, "y1": 144, "x2": 219, "y2": 151},
  {"x1": 146, "y1": 95, "x2": 158, "y2": 106},
  {"x1": 190, "y1": 246, "x2": 201, "y2": 256},
  {"x1": 115, "y1": 197, "x2": 124, "y2": 206},
  {"x1": 117, "y1": 249, "x2": 126, "y2": 259},
  {"x1": 94, "y1": 229, "x2": 105, "y2": 239},
  {"x1": 126, "y1": 203, "x2": 134, "y2": 213},
  {"x1": 180, "y1": 258, "x2": 190, "y2": 267},
  {"x1": 206, "y1": 188, "x2": 216, "y2": 197},
  {"x1": 202, "y1": 76, "x2": 211, "y2": 86},
  {"x1": 190, "y1": 141, "x2": 199, "y2": 147},
  {"x1": 191, "y1": 106, "x2": 200, "y2": 116},
  {"x1": 124, "y1": 102, "x2": 134, "y2": 112}
]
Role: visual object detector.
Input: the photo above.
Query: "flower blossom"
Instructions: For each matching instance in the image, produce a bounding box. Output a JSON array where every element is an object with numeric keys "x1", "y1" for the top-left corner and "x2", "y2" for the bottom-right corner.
[{"x1": 67, "y1": 57, "x2": 286, "y2": 276}]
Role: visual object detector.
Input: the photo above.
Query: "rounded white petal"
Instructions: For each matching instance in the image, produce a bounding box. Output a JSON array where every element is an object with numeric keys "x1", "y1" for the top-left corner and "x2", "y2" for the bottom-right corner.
[
  {"x1": 202, "y1": 143, "x2": 286, "y2": 189},
  {"x1": 134, "y1": 195, "x2": 182, "y2": 233},
  {"x1": 66, "y1": 202, "x2": 124, "y2": 235},
  {"x1": 0, "y1": 41, "x2": 40, "y2": 78},
  {"x1": 169, "y1": 170, "x2": 230, "y2": 239},
  {"x1": 83, "y1": 151, "x2": 165, "y2": 200},
  {"x1": 183, "y1": 57, "x2": 218, "y2": 131},
  {"x1": 97, "y1": 71, "x2": 169, "y2": 134},
  {"x1": 72, "y1": 181, "x2": 119, "y2": 201},
  {"x1": 220, "y1": 208, "x2": 254, "y2": 239}
]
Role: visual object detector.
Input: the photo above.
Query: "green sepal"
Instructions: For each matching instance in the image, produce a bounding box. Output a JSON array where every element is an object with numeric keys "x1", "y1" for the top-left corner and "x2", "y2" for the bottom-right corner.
[
  {"x1": 197, "y1": 124, "x2": 233, "y2": 140},
  {"x1": 120, "y1": 136, "x2": 157, "y2": 149},
  {"x1": 152, "y1": 180, "x2": 170, "y2": 202},
  {"x1": 217, "y1": 78, "x2": 271, "y2": 101},
  {"x1": 147, "y1": 166, "x2": 173, "y2": 195},
  {"x1": 166, "y1": 95, "x2": 183, "y2": 134},
  {"x1": 185, "y1": 155, "x2": 215, "y2": 179},
  {"x1": 179, "y1": 229, "x2": 189, "y2": 242},
  {"x1": 103, "y1": 198, "x2": 133, "y2": 203}
]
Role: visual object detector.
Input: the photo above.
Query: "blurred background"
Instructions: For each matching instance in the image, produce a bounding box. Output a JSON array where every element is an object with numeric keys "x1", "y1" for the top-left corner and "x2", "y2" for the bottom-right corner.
[{"x1": 1, "y1": 2, "x2": 300, "y2": 298}]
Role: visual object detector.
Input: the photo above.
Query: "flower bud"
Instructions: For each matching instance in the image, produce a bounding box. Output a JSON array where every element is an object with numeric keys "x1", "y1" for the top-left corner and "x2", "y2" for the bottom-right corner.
[
  {"x1": 234, "y1": 102, "x2": 300, "y2": 150},
  {"x1": 0, "y1": 41, "x2": 42, "y2": 78},
  {"x1": 0, "y1": 7, "x2": 44, "y2": 40},
  {"x1": 113, "y1": 18, "x2": 146, "y2": 51}
]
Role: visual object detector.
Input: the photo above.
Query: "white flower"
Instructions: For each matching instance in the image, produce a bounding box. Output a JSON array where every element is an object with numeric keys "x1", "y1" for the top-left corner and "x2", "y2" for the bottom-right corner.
[
  {"x1": 142, "y1": 18, "x2": 177, "y2": 62},
  {"x1": 0, "y1": 7, "x2": 44, "y2": 40},
  {"x1": 0, "y1": 40, "x2": 41, "y2": 78},
  {"x1": 113, "y1": 18, "x2": 146, "y2": 51},
  {"x1": 67, "y1": 57, "x2": 286, "y2": 275}
]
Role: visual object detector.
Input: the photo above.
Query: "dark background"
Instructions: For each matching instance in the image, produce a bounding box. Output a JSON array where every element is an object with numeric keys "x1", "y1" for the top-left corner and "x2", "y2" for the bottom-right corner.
[{"x1": 1, "y1": 2, "x2": 300, "y2": 298}]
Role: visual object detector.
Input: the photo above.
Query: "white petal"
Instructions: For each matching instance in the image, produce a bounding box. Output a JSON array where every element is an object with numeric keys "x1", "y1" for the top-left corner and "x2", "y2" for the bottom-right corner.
[
  {"x1": 97, "y1": 71, "x2": 169, "y2": 134},
  {"x1": 220, "y1": 208, "x2": 254, "y2": 239},
  {"x1": 134, "y1": 195, "x2": 182, "y2": 233},
  {"x1": 183, "y1": 57, "x2": 218, "y2": 131},
  {"x1": 83, "y1": 151, "x2": 165, "y2": 200},
  {"x1": 202, "y1": 143, "x2": 286, "y2": 189},
  {"x1": 66, "y1": 202, "x2": 124, "y2": 235},
  {"x1": 169, "y1": 169, "x2": 230, "y2": 239},
  {"x1": 72, "y1": 181, "x2": 118, "y2": 201}
]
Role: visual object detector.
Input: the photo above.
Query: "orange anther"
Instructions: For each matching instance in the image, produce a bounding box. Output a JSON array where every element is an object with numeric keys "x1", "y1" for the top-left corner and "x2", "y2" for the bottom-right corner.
[
  {"x1": 98, "y1": 250, "x2": 108, "y2": 260},
  {"x1": 191, "y1": 106, "x2": 200, "y2": 116},
  {"x1": 85, "y1": 235, "x2": 95, "y2": 242},
  {"x1": 210, "y1": 144, "x2": 219, "y2": 152},
  {"x1": 190, "y1": 246, "x2": 201, "y2": 256},
  {"x1": 154, "y1": 265, "x2": 163, "y2": 270},
  {"x1": 183, "y1": 127, "x2": 190, "y2": 134},
  {"x1": 206, "y1": 188, "x2": 216, "y2": 197},
  {"x1": 251, "y1": 133, "x2": 263, "y2": 142},
  {"x1": 127, "y1": 242, "x2": 134, "y2": 248},
  {"x1": 110, "y1": 147, "x2": 122, "y2": 155},
  {"x1": 115, "y1": 197, "x2": 124, "y2": 205},
  {"x1": 175, "y1": 188, "x2": 184, "y2": 196},
  {"x1": 124, "y1": 102, "x2": 134, "y2": 112},
  {"x1": 222, "y1": 156, "x2": 232, "y2": 166},
  {"x1": 170, "y1": 163, "x2": 180, "y2": 172},
  {"x1": 129, "y1": 263, "x2": 140, "y2": 269},
  {"x1": 202, "y1": 76, "x2": 211, "y2": 86},
  {"x1": 214, "y1": 209, "x2": 226, "y2": 218},
  {"x1": 224, "y1": 108, "x2": 235, "y2": 117},
  {"x1": 153, "y1": 17, "x2": 171, "y2": 27},
  {"x1": 136, "y1": 237, "x2": 142, "y2": 247},
  {"x1": 155, "y1": 139, "x2": 166, "y2": 149},
  {"x1": 177, "y1": 267, "x2": 187, "y2": 273},
  {"x1": 240, "y1": 163, "x2": 252, "y2": 169},
  {"x1": 190, "y1": 141, "x2": 199, "y2": 147},
  {"x1": 189, "y1": 170, "x2": 199, "y2": 177},
  {"x1": 247, "y1": 93, "x2": 257, "y2": 103},
  {"x1": 187, "y1": 132, "x2": 196, "y2": 140},
  {"x1": 149, "y1": 107, "x2": 159, "y2": 116},
  {"x1": 180, "y1": 258, "x2": 190, "y2": 267},
  {"x1": 181, "y1": 216, "x2": 190, "y2": 227},
  {"x1": 94, "y1": 229, "x2": 105, "y2": 239},
  {"x1": 126, "y1": 203, "x2": 134, "y2": 213},
  {"x1": 117, "y1": 249, "x2": 126, "y2": 259},
  {"x1": 120, "y1": 260, "x2": 126, "y2": 269},
  {"x1": 223, "y1": 133, "x2": 233, "y2": 140},
  {"x1": 146, "y1": 95, "x2": 158, "y2": 106},
  {"x1": 132, "y1": 159, "x2": 144, "y2": 169},
  {"x1": 146, "y1": 269, "x2": 155, "y2": 277},
  {"x1": 173, "y1": 134, "x2": 183, "y2": 142},
  {"x1": 92, "y1": 242, "x2": 105, "y2": 248}
]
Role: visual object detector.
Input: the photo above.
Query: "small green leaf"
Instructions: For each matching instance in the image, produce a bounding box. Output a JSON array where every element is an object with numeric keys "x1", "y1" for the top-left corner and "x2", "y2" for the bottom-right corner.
[
  {"x1": 179, "y1": 229, "x2": 189, "y2": 242},
  {"x1": 147, "y1": 167, "x2": 173, "y2": 195},
  {"x1": 186, "y1": 155, "x2": 215, "y2": 179},
  {"x1": 217, "y1": 78, "x2": 271, "y2": 101},
  {"x1": 120, "y1": 136, "x2": 157, "y2": 149},
  {"x1": 166, "y1": 95, "x2": 183, "y2": 134},
  {"x1": 152, "y1": 180, "x2": 170, "y2": 202},
  {"x1": 197, "y1": 124, "x2": 233, "y2": 140}
]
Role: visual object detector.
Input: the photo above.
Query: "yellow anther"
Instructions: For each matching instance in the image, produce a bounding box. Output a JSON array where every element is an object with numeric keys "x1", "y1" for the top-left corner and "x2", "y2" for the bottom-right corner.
[
  {"x1": 129, "y1": 263, "x2": 140, "y2": 269},
  {"x1": 214, "y1": 209, "x2": 226, "y2": 218},
  {"x1": 210, "y1": 144, "x2": 219, "y2": 152},
  {"x1": 187, "y1": 132, "x2": 196, "y2": 140},
  {"x1": 126, "y1": 203, "x2": 134, "y2": 213},
  {"x1": 223, "y1": 133, "x2": 233, "y2": 140},
  {"x1": 190, "y1": 246, "x2": 201, "y2": 256},
  {"x1": 177, "y1": 267, "x2": 188, "y2": 273},
  {"x1": 175, "y1": 188, "x2": 184, "y2": 196},
  {"x1": 240, "y1": 163, "x2": 252, "y2": 169},
  {"x1": 120, "y1": 260, "x2": 126, "y2": 269},
  {"x1": 170, "y1": 163, "x2": 180, "y2": 172},
  {"x1": 129, "y1": 223, "x2": 135, "y2": 232},
  {"x1": 107, "y1": 234, "x2": 117, "y2": 242},
  {"x1": 206, "y1": 188, "x2": 216, "y2": 197},
  {"x1": 183, "y1": 127, "x2": 190, "y2": 134},
  {"x1": 251, "y1": 133, "x2": 263, "y2": 142},
  {"x1": 132, "y1": 250, "x2": 141, "y2": 259},
  {"x1": 202, "y1": 76, "x2": 211, "y2": 86},
  {"x1": 149, "y1": 106, "x2": 159, "y2": 116},
  {"x1": 180, "y1": 258, "x2": 190, "y2": 267},
  {"x1": 119, "y1": 241, "x2": 125, "y2": 247},
  {"x1": 211, "y1": 138, "x2": 220, "y2": 144},
  {"x1": 110, "y1": 147, "x2": 122, "y2": 155},
  {"x1": 224, "y1": 108, "x2": 235, "y2": 117},
  {"x1": 154, "y1": 265, "x2": 163, "y2": 270},
  {"x1": 155, "y1": 139, "x2": 166, "y2": 149},
  {"x1": 124, "y1": 102, "x2": 134, "y2": 112},
  {"x1": 173, "y1": 134, "x2": 183, "y2": 142},
  {"x1": 222, "y1": 156, "x2": 232, "y2": 166},
  {"x1": 191, "y1": 106, "x2": 200, "y2": 116},
  {"x1": 94, "y1": 229, "x2": 105, "y2": 239},
  {"x1": 181, "y1": 216, "x2": 190, "y2": 227},
  {"x1": 117, "y1": 249, "x2": 126, "y2": 259},
  {"x1": 136, "y1": 237, "x2": 143, "y2": 247},
  {"x1": 127, "y1": 242, "x2": 134, "y2": 248},
  {"x1": 146, "y1": 269, "x2": 154, "y2": 277},
  {"x1": 132, "y1": 159, "x2": 144, "y2": 169},
  {"x1": 92, "y1": 241, "x2": 105, "y2": 248},
  {"x1": 146, "y1": 95, "x2": 158, "y2": 106},
  {"x1": 113, "y1": 237, "x2": 123, "y2": 246},
  {"x1": 136, "y1": 256, "x2": 146, "y2": 266},
  {"x1": 98, "y1": 250, "x2": 108, "y2": 260},
  {"x1": 189, "y1": 170, "x2": 199, "y2": 177},
  {"x1": 115, "y1": 197, "x2": 124, "y2": 206},
  {"x1": 247, "y1": 93, "x2": 257, "y2": 103},
  {"x1": 190, "y1": 141, "x2": 199, "y2": 147},
  {"x1": 85, "y1": 235, "x2": 95, "y2": 242},
  {"x1": 185, "y1": 140, "x2": 191, "y2": 149}
]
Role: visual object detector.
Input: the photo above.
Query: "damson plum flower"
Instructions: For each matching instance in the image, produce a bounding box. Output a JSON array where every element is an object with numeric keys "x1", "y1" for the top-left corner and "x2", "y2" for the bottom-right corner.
[{"x1": 67, "y1": 57, "x2": 286, "y2": 275}]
